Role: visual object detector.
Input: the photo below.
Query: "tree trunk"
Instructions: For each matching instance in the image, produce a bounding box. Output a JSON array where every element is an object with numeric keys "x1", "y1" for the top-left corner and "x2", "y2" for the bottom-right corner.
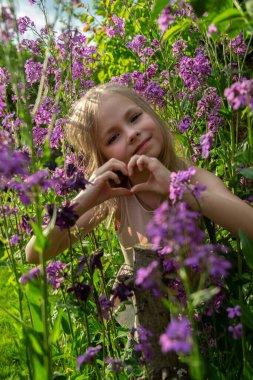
[{"x1": 133, "y1": 245, "x2": 189, "y2": 380}]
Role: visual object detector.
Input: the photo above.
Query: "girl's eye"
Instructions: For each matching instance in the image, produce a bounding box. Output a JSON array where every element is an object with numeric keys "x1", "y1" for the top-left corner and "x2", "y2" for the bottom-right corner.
[
  {"x1": 131, "y1": 113, "x2": 142, "y2": 123},
  {"x1": 107, "y1": 134, "x2": 118, "y2": 145}
]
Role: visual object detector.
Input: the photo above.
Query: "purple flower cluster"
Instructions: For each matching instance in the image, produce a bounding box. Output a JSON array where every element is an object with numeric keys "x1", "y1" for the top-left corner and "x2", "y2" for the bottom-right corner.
[
  {"x1": 160, "y1": 316, "x2": 193, "y2": 355},
  {"x1": 172, "y1": 39, "x2": 187, "y2": 57},
  {"x1": 227, "y1": 305, "x2": 241, "y2": 319},
  {"x1": 169, "y1": 167, "x2": 206, "y2": 204},
  {"x1": 224, "y1": 79, "x2": 253, "y2": 110},
  {"x1": 106, "y1": 14, "x2": 125, "y2": 37},
  {"x1": 231, "y1": 33, "x2": 247, "y2": 56},
  {"x1": 177, "y1": 53, "x2": 211, "y2": 96},
  {"x1": 157, "y1": 4, "x2": 175, "y2": 32},
  {"x1": 177, "y1": 115, "x2": 191, "y2": 133},
  {"x1": 20, "y1": 267, "x2": 42, "y2": 285},
  {"x1": 10, "y1": 170, "x2": 53, "y2": 205},
  {"x1": 147, "y1": 200, "x2": 231, "y2": 278},
  {"x1": 228, "y1": 324, "x2": 243, "y2": 339},
  {"x1": 17, "y1": 16, "x2": 35, "y2": 34},
  {"x1": 105, "y1": 357, "x2": 126, "y2": 373},
  {"x1": 147, "y1": 201, "x2": 204, "y2": 255},
  {"x1": 135, "y1": 261, "x2": 161, "y2": 297},
  {"x1": 47, "y1": 203, "x2": 79, "y2": 230},
  {"x1": 77, "y1": 345, "x2": 102, "y2": 369},
  {"x1": 127, "y1": 34, "x2": 147, "y2": 57},
  {"x1": 34, "y1": 97, "x2": 60, "y2": 126},
  {"x1": 134, "y1": 325, "x2": 153, "y2": 361},
  {"x1": 98, "y1": 294, "x2": 113, "y2": 320},
  {"x1": 46, "y1": 260, "x2": 67, "y2": 290},
  {"x1": 227, "y1": 305, "x2": 243, "y2": 340},
  {"x1": 0, "y1": 146, "x2": 28, "y2": 184},
  {"x1": 25, "y1": 58, "x2": 43, "y2": 84}
]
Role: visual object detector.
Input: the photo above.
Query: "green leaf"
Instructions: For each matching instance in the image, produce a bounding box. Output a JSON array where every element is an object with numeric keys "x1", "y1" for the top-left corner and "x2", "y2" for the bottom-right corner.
[
  {"x1": 31, "y1": 222, "x2": 49, "y2": 254},
  {"x1": 190, "y1": 287, "x2": 220, "y2": 307},
  {"x1": 212, "y1": 8, "x2": 244, "y2": 25},
  {"x1": 29, "y1": 303, "x2": 43, "y2": 333},
  {"x1": 163, "y1": 19, "x2": 190, "y2": 42},
  {"x1": 162, "y1": 298, "x2": 180, "y2": 314},
  {"x1": 239, "y1": 231, "x2": 253, "y2": 271},
  {"x1": 190, "y1": 0, "x2": 232, "y2": 17},
  {"x1": 33, "y1": 355, "x2": 48, "y2": 380},
  {"x1": 28, "y1": 331, "x2": 44, "y2": 355},
  {"x1": 239, "y1": 168, "x2": 253, "y2": 179},
  {"x1": 51, "y1": 309, "x2": 64, "y2": 344},
  {"x1": 26, "y1": 281, "x2": 43, "y2": 305},
  {"x1": 61, "y1": 311, "x2": 71, "y2": 335},
  {"x1": 150, "y1": 0, "x2": 169, "y2": 21},
  {"x1": 240, "y1": 304, "x2": 253, "y2": 330},
  {"x1": 243, "y1": 361, "x2": 253, "y2": 379}
]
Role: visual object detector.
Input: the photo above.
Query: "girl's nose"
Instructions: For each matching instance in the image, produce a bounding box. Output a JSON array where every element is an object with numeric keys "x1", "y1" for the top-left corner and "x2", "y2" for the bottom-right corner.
[{"x1": 128, "y1": 129, "x2": 140, "y2": 143}]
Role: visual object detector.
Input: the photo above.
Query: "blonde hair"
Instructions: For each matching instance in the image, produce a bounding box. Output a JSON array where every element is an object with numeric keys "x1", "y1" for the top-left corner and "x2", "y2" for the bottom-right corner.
[{"x1": 65, "y1": 83, "x2": 188, "y2": 219}]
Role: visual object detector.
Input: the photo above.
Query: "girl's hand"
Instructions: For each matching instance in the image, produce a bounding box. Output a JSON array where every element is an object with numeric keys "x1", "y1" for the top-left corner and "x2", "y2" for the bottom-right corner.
[
  {"x1": 128, "y1": 155, "x2": 171, "y2": 196},
  {"x1": 88, "y1": 158, "x2": 131, "y2": 204}
]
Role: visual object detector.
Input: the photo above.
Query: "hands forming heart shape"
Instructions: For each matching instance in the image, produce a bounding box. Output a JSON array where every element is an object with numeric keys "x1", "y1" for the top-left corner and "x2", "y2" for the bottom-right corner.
[{"x1": 108, "y1": 155, "x2": 171, "y2": 197}]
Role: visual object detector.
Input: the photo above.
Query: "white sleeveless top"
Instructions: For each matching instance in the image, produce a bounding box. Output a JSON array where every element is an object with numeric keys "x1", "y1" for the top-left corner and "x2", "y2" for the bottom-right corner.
[{"x1": 116, "y1": 194, "x2": 156, "y2": 267}]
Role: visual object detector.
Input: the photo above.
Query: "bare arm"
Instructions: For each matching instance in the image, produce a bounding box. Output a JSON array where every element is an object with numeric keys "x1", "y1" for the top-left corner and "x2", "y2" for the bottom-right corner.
[
  {"x1": 25, "y1": 193, "x2": 106, "y2": 264},
  {"x1": 188, "y1": 167, "x2": 253, "y2": 239},
  {"x1": 25, "y1": 158, "x2": 132, "y2": 264},
  {"x1": 128, "y1": 155, "x2": 253, "y2": 240}
]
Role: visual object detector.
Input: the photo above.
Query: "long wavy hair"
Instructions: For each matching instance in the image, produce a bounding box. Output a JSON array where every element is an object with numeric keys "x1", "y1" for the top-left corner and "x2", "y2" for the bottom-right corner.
[{"x1": 65, "y1": 83, "x2": 188, "y2": 219}]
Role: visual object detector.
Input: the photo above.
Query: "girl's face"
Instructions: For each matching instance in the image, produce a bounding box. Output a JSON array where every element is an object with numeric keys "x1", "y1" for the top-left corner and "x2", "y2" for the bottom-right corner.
[{"x1": 97, "y1": 94, "x2": 163, "y2": 164}]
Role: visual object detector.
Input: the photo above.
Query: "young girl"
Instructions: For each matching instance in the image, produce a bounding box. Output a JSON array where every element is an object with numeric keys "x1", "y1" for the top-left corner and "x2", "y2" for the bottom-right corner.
[{"x1": 26, "y1": 83, "x2": 253, "y2": 271}]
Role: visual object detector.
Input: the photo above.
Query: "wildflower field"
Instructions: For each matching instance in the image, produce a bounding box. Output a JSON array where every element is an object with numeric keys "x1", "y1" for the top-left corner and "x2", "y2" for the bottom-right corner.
[{"x1": 0, "y1": 0, "x2": 253, "y2": 379}]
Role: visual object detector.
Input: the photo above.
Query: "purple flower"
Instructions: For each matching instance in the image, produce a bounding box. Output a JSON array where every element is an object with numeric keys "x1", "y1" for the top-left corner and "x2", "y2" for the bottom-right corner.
[
  {"x1": 89, "y1": 249, "x2": 104, "y2": 275},
  {"x1": 68, "y1": 282, "x2": 91, "y2": 303},
  {"x1": 34, "y1": 97, "x2": 60, "y2": 125},
  {"x1": 47, "y1": 203, "x2": 79, "y2": 230},
  {"x1": 207, "y1": 24, "x2": 218, "y2": 38},
  {"x1": 106, "y1": 14, "x2": 125, "y2": 37},
  {"x1": 185, "y1": 245, "x2": 231, "y2": 277},
  {"x1": 20, "y1": 267, "x2": 42, "y2": 285},
  {"x1": 177, "y1": 53, "x2": 211, "y2": 95},
  {"x1": 159, "y1": 317, "x2": 193, "y2": 355},
  {"x1": 98, "y1": 295, "x2": 113, "y2": 321},
  {"x1": 147, "y1": 201, "x2": 204, "y2": 256},
  {"x1": 172, "y1": 39, "x2": 187, "y2": 57},
  {"x1": 0, "y1": 146, "x2": 28, "y2": 181},
  {"x1": 135, "y1": 260, "x2": 161, "y2": 296},
  {"x1": 169, "y1": 167, "x2": 204, "y2": 204},
  {"x1": 17, "y1": 16, "x2": 35, "y2": 34},
  {"x1": 46, "y1": 260, "x2": 67, "y2": 290},
  {"x1": 127, "y1": 35, "x2": 146, "y2": 57},
  {"x1": 227, "y1": 305, "x2": 241, "y2": 319},
  {"x1": 144, "y1": 81, "x2": 166, "y2": 107},
  {"x1": 177, "y1": 115, "x2": 191, "y2": 133},
  {"x1": 9, "y1": 234, "x2": 21, "y2": 246},
  {"x1": 134, "y1": 325, "x2": 153, "y2": 360},
  {"x1": 111, "y1": 283, "x2": 133, "y2": 303},
  {"x1": 77, "y1": 345, "x2": 102, "y2": 369},
  {"x1": 197, "y1": 87, "x2": 222, "y2": 119},
  {"x1": 224, "y1": 79, "x2": 253, "y2": 110},
  {"x1": 49, "y1": 118, "x2": 65, "y2": 149},
  {"x1": 228, "y1": 323, "x2": 243, "y2": 339},
  {"x1": 105, "y1": 357, "x2": 125, "y2": 373},
  {"x1": 24, "y1": 58, "x2": 43, "y2": 84},
  {"x1": 231, "y1": 33, "x2": 247, "y2": 56},
  {"x1": 199, "y1": 131, "x2": 215, "y2": 158},
  {"x1": 157, "y1": 4, "x2": 175, "y2": 32}
]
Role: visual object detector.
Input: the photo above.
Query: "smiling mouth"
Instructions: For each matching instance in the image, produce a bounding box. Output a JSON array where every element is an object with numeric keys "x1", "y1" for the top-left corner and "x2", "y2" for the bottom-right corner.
[{"x1": 134, "y1": 137, "x2": 151, "y2": 154}]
